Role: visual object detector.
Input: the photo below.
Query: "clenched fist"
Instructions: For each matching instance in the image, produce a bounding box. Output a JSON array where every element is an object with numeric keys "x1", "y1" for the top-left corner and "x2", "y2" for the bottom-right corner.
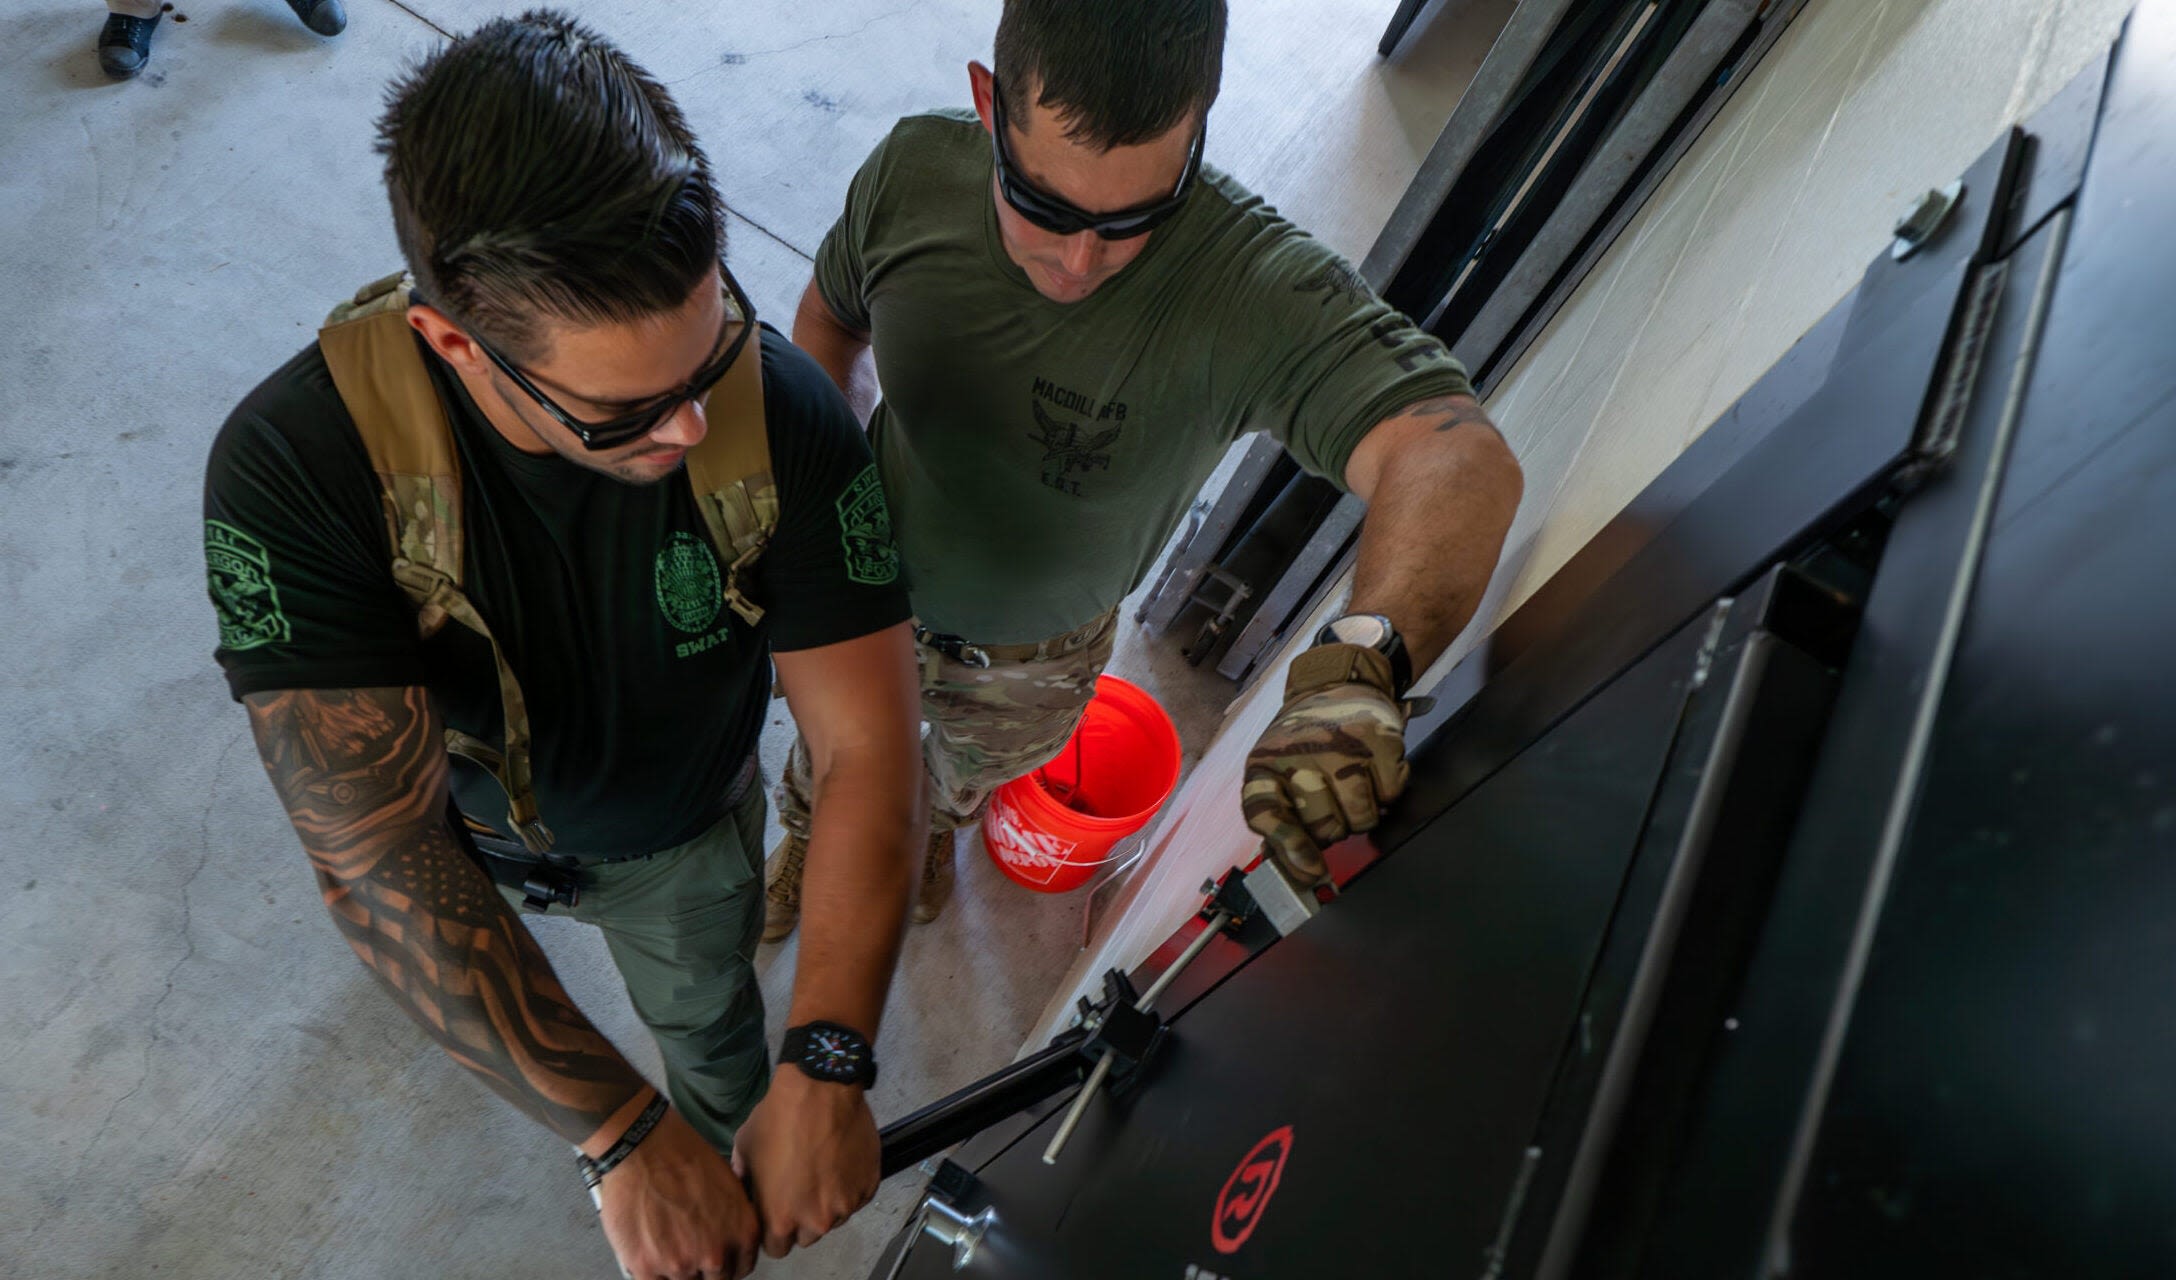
[
  {"x1": 1241, "y1": 643, "x2": 1411, "y2": 884},
  {"x1": 596, "y1": 1101, "x2": 761, "y2": 1280}
]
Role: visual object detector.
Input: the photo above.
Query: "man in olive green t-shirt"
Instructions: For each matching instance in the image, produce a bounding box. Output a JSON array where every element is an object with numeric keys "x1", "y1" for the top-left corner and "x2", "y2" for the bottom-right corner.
[{"x1": 766, "y1": 0, "x2": 1524, "y2": 938}]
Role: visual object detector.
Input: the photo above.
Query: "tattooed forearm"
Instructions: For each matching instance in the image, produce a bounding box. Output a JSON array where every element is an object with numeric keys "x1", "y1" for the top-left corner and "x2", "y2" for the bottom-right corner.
[
  {"x1": 1386, "y1": 393, "x2": 1495, "y2": 435},
  {"x1": 244, "y1": 688, "x2": 646, "y2": 1144}
]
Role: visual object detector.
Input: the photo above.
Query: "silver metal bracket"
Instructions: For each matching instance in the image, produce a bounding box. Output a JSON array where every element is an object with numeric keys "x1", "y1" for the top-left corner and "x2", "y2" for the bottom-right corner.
[
  {"x1": 1891, "y1": 180, "x2": 1965, "y2": 261},
  {"x1": 1243, "y1": 859, "x2": 1325, "y2": 936},
  {"x1": 920, "y1": 1199, "x2": 993, "y2": 1270},
  {"x1": 881, "y1": 1197, "x2": 995, "y2": 1279}
]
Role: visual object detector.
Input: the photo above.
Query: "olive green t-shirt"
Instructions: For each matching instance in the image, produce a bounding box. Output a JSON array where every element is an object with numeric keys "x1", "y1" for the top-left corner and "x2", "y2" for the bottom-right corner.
[{"x1": 814, "y1": 109, "x2": 1474, "y2": 644}]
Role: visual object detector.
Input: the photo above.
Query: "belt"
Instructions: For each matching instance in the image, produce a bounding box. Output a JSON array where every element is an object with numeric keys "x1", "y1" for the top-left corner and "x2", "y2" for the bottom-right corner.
[
  {"x1": 462, "y1": 754, "x2": 760, "y2": 912},
  {"x1": 914, "y1": 608, "x2": 1118, "y2": 670}
]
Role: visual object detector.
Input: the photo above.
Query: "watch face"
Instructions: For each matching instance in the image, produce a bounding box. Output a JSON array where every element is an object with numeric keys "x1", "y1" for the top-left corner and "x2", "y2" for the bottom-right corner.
[
  {"x1": 805, "y1": 1026, "x2": 866, "y2": 1080},
  {"x1": 1327, "y1": 614, "x2": 1390, "y2": 650}
]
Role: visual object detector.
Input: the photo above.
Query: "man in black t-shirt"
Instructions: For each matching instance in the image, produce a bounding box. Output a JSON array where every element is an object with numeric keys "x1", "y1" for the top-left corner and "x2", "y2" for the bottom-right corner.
[{"x1": 202, "y1": 14, "x2": 918, "y2": 1278}]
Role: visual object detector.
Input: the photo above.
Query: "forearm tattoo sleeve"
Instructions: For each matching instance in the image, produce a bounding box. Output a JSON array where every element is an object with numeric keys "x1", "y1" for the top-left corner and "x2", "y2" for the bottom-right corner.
[{"x1": 243, "y1": 687, "x2": 645, "y2": 1143}]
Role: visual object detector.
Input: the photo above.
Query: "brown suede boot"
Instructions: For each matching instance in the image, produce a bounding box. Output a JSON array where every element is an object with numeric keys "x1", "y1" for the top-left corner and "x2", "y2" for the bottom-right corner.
[
  {"x1": 914, "y1": 828, "x2": 956, "y2": 924},
  {"x1": 762, "y1": 832, "x2": 807, "y2": 944}
]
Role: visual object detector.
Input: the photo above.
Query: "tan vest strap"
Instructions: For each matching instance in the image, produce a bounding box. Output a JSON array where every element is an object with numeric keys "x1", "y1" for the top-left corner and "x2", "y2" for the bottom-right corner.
[
  {"x1": 687, "y1": 325, "x2": 776, "y2": 625},
  {"x1": 320, "y1": 302, "x2": 466, "y2": 585},
  {"x1": 321, "y1": 305, "x2": 459, "y2": 481},
  {"x1": 391, "y1": 559, "x2": 554, "y2": 854},
  {"x1": 321, "y1": 284, "x2": 547, "y2": 853}
]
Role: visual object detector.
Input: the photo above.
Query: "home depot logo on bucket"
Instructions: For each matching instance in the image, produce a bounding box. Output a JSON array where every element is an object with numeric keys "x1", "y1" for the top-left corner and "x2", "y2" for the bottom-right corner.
[{"x1": 986, "y1": 799, "x2": 1080, "y2": 887}]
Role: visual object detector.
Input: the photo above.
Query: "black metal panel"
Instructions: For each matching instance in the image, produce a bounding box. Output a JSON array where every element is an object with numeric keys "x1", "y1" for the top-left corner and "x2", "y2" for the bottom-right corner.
[
  {"x1": 1385, "y1": 261, "x2": 1968, "y2": 852},
  {"x1": 1794, "y1": 305, "x2": 2176, "y2": 1280},
  {"x1": 1786, "y1": 5, "x2": 2176, "y2": 1271},
  {"x1": 1998, "y1": 47, "x2": 2110, "y2": 258},
  {"x1": 887, "y1": 610, "x2": 1723, "y2": 1279},
  {"x1": 1361, "y1": 0, "x2": 1586, "y2": 290},
  {"x1": 1623, "y1": 200, "x2": 2075, "y2": 1280},
  {"x1": 1984, "y1": 30, "x2": 2167, "y2": 532},
  {"x1": 1504, "y1": 568, "x2": 1854, "y2": 1280}
]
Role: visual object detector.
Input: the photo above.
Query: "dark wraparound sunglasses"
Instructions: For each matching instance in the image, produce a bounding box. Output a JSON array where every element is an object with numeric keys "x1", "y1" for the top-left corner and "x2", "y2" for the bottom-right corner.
[
  {"x1": 469, "y1": 263, "x2": 755, "y2": 452},
  {"x1": 989, "y1": 77, "x2": 1205, "y2": 241}
]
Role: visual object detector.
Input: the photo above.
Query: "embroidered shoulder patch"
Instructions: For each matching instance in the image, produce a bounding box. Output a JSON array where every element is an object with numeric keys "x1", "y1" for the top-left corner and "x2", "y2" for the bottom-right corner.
[
  {"x1": 835, "y1": 464, "x2": 900, "y2": 586},
  {"x1": 205, "y1": 520, "x2": 291, "y2": 651}
]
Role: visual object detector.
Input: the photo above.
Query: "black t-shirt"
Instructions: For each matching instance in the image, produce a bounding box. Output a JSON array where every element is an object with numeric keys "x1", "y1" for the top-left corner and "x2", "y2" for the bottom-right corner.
[{"x1": 203, "y1": 324, "x2": 910, "y2": 857}]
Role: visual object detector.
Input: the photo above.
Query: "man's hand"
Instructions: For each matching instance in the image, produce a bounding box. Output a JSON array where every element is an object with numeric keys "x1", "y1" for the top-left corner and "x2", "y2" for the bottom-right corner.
[
  {"x1": 1242, "y1": 644, "x2": 1411, "y2": 884},
  {"x1": 596, "y1": 1104, "x2": 762, "y2": 1280},
  {"x1": 732, "y1": 1065, "x2": 881, "y2": 1258}
]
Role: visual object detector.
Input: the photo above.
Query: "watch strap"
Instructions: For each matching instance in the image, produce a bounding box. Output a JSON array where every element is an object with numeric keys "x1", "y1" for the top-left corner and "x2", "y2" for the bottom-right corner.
[{"x1": 574, "y1": 1091, "x2": 669, "y2": 1191}]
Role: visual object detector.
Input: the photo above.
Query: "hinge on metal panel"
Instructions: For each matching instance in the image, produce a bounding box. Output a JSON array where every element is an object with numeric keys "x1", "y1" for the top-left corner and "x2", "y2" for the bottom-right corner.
[
  {"x1": 1688, "y1": 598, "x2": 1735, "y2": 692},
  {"x1": 1898, "y1": 259, "x2": 2011, "y2": 487},
  {"x1": 1479, "y1": 1145, "x2": 1545, "y2": 1279}
]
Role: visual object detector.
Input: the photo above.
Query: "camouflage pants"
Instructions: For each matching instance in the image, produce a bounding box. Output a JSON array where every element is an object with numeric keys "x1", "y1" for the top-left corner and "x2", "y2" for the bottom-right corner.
[{"x1": 776, "y1": 609, "x2": 1119, "y2": 838}]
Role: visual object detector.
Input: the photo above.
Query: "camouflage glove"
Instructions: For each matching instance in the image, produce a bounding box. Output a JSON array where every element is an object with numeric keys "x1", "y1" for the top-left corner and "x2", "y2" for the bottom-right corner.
[{"x1": 1241, "y1": 643, "x2": 1411, "y2": 886}]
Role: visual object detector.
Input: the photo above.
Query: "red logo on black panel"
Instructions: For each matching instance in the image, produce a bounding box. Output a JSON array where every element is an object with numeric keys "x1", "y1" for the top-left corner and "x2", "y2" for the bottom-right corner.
[{"x1": 1211, "y1": 1125, "x2": 1294, "y2": 1255}]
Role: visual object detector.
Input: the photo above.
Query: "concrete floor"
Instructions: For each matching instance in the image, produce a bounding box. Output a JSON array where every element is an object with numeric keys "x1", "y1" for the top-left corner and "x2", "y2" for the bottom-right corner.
[{"x1": 0, "y1": 1, "x2": 1494, "y2": 1275}]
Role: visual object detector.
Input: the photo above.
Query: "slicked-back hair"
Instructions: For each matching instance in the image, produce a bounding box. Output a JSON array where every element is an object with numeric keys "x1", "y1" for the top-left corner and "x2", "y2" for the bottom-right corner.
[
  {"x1": 993, "y1": 0, "x2": 1227, "y2": 150},
  {"x1": 375, "y1": 9, "x2": 722, "y2": 362}
]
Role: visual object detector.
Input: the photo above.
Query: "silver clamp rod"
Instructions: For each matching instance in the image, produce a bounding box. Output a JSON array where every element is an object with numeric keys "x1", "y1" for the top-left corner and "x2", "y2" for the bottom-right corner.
[{"x1": 1042, "y1": 908, "x2": 1233, "y2": 1165}]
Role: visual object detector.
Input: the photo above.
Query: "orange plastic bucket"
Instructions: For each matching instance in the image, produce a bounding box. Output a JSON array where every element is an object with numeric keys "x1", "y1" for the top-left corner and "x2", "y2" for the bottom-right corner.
[{"x1": 983, "y1": 675, "x2": 1183, "y2": 893}]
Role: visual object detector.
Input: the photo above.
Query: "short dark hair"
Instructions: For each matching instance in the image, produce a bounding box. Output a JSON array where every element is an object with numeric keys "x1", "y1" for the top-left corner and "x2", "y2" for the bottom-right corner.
[
  {"x1": 375, "y1": 9, "x2": 722, "y2": 361},
  {"x1": 993, "y1": 0, "x2": 1227, "y2": 150}
]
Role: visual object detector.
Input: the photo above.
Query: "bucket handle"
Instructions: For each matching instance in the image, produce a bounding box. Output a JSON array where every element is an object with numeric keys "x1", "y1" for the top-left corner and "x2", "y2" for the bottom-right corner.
[
  {"x1": 1042, "y1": 730, "x2": 1089, "y2": 808},
  {"x1": 1050, "y1": 834, "x2": 1152, "y2": 871}
]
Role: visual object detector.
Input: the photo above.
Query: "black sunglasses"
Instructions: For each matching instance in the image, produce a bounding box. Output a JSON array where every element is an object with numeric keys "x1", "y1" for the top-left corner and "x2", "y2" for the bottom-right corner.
[
  {"x1": 472, "y1": 264, "x2": 756, "y2": 452},
  {"x1": 989, "y1": 77, "x2": 1205, "y2": 241}
]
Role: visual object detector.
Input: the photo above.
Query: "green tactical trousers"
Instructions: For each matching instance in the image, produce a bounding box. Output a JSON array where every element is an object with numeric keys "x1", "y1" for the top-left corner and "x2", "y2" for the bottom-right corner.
[{"x1": 496, "y1": 786, "x2": 772, "y2": 1153}]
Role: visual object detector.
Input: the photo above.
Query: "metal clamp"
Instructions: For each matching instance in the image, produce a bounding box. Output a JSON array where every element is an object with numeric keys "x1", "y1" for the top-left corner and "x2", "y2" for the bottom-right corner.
[
  {"x1": 914, "y1": 625, "x2": 993, "y2": 670},
  {"x1": 880, "y1": 1161, "x2": 992, "y2": 1279},
  {"x1": 1200, "y1": 859, "x2": 1329, "y2": 938},
  {"x1": 1241, "y1": 859, "x2": 1325, "y2": 936},
  {"x1": 1043, "y1": 908, "x2": 1235, "y2": 1165},
  {"x1": 519, "y1": 869, "x2": 579, "y2": 913},
  {"x1": 919, "y1": 1200, "x2": 994, "y2": 1269}
]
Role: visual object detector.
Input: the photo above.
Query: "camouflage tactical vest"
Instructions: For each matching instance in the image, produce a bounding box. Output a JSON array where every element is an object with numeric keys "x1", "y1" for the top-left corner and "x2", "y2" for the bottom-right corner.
[{"x1": 317, "y1": 272, "x2": 778, "y2": 853}]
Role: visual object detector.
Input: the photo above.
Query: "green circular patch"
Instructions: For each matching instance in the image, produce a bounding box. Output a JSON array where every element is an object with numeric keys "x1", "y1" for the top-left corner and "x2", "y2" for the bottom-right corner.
[{"x1": 654, "y1": 532, "x2": 723, "y2": 634}]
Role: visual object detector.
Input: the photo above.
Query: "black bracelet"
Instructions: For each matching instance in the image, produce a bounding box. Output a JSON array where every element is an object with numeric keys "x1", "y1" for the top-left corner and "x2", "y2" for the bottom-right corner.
[{"x1": 575, "y1": 1092, "x2": 670, "y2": 1191}]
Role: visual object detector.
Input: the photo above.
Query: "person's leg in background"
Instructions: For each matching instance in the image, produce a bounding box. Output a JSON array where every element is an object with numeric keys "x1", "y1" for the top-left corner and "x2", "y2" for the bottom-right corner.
[
  {"x1": 917, "y1": 615, "x2": 1119, "y2": 913},
  {"x1": 98, "y1": 0, "x2": 163, "y2": 79},
  {"x1": 769, "y1": 612, "x2": 1118, "y2": 939},
  {"x1": 283, "y1": 0, "x2": 348, "y2": 38},
  {"x1": 99, "y1": 0, "x2": 346, "y2": 79}
]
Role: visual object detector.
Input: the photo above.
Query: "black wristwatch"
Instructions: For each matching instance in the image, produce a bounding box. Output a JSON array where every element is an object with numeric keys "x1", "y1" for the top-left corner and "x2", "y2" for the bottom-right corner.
[
  {"x1": 1315, "y1": 612, "x2": 1413, "y2": 697},
  {"x1": 781, "y1": 1021, "x2": 878, "y2": 1088}
]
